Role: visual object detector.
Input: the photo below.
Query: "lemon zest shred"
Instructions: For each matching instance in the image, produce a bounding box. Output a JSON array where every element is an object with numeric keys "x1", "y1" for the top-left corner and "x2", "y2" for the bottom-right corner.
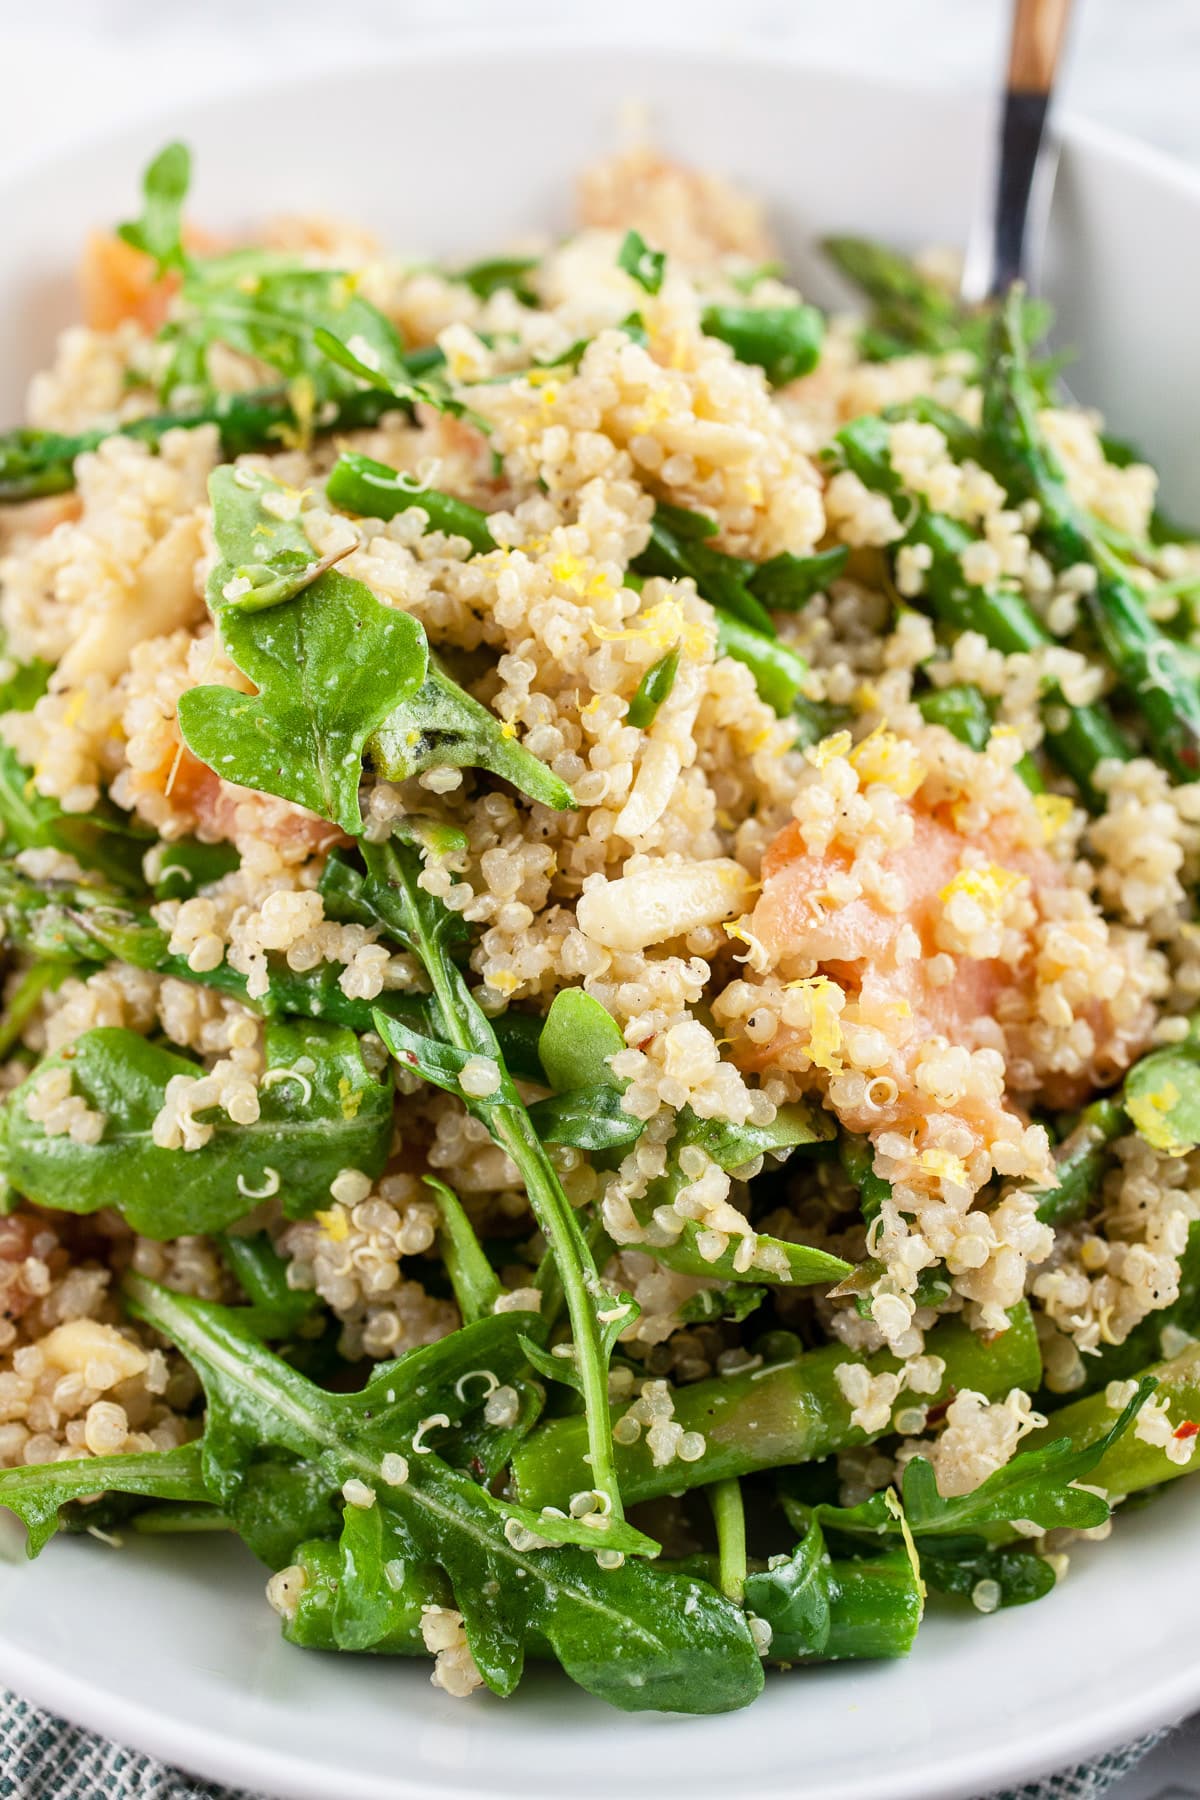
[
  {"x1": 939, "y1": 863, "x2": 1025, "y2": 920},
  {"x1": 594, "y1": 599, "x2": 708, "y2": 661},
  {"x1": 62, "y1": 689, "x2": 87, "y2": 730},
  {"x1": 848, "y1": 724, "x2": 926, "y2": 799},
  {"x1": 805, "y1": 730, "x2": 852, "y2": 770},
  {"x1": 919, "y1": 1147, "x2": 969, "y2": 1187},
  {"x1": 1034, "y1": 792, "x2": 1074, "y2": 843},
  {"x1": 782, "y1": 975, "x2": 844, "y2": 1072},
  {"x1": 314, "y1": 1205, "x2": 350, "y2": 1242},
  {"x1": 723, "y1": 920, "x2": 770, "y2": 974},
  {"x1": 1126, "y1": 1081, "x2": 1193, "y2": 1155}
]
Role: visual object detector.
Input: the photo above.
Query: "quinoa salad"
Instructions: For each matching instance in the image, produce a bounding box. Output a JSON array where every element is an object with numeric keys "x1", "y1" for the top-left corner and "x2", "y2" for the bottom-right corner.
[{"x1": 0, "y1": 140, "x2": 1194, "y2": 1715}]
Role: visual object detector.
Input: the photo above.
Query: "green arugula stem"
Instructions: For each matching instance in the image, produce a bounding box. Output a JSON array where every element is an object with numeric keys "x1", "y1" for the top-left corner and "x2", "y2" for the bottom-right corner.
[
  {"x1": 709, "y1": 1479, "x2": 747, "y2": 1605},
  {"x1": 364, "y1": 843, "x2": 627, "y2": 1523}
]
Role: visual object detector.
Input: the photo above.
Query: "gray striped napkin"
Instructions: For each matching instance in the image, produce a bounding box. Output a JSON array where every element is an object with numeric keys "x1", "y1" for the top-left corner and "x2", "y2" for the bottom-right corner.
[{"x1": 0, "y1": 1690, "x2": 1176, "y2": 1800}]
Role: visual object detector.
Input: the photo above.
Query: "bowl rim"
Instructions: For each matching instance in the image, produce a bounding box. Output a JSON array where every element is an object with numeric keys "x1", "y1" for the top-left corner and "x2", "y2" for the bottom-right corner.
[{"x1": 0, "y1": 36, "x2": 1197, "y2": 1800}]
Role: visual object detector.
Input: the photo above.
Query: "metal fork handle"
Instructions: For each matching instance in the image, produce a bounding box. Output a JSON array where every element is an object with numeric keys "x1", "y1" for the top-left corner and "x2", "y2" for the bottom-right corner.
[{"x1": 963, "y1": 0, "x2": 1076, "y2": 302}]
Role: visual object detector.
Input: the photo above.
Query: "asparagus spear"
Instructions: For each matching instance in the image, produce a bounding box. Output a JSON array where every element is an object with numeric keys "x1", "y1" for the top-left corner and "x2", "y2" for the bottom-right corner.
[
  {"x1": 981, "y1": 292, "x2": 1200, "y2": 782},
  {"x1": 511, "y1": 1301, "x2": 1040, "y2": 1511},
  {"x1": 1034, "y1": 1098, "x2": 1126, "y2": 1227},
  {"x1": 822, "y1": 237, "x2": 965, "y2": 356},
  {"x1": 0, "y1": 350, "x2": 449, "y2": 506},
  {"x1": 916, "y1": 683, "x2": 1044, "y2": 791},
  {"x1": 823, "y1": 237, "x2": 1051, "y2": 365},
  {"x1": 325, "y1": 451, "x2": 497, "y2": 553},
  {"x1": 0, "y1": 863, "x2": 546, "y2": 1081},
  {"x1": 834, "y1": 414, "x2": 1131, "y2": 804}
]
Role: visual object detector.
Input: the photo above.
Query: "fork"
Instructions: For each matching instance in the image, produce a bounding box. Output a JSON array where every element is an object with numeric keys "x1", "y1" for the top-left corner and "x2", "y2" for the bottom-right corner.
[{"x1": 961, "y1": 0, "x2": 1077, "y2": 303}]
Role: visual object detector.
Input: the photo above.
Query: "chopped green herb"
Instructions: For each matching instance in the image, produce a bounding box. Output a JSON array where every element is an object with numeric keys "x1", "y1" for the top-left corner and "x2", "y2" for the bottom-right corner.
[{"x1": 617, "y1": 229, "x2": 666, "y2": 296}]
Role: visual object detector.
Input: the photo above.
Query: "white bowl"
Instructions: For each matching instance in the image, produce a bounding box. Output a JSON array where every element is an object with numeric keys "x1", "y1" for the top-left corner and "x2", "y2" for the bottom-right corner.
[{"x1": 0, "y1": 40, "x2": 1197, "y2": 1800}]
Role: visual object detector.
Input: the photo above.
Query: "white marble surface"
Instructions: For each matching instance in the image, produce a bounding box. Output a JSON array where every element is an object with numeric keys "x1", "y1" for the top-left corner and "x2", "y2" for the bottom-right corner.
[{"x1": 0, "y1": 4, "x2": 1197, "y2": 1796}]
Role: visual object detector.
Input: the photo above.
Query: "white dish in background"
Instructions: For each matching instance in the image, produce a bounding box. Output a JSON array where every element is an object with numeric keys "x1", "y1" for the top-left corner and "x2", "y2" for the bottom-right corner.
[{"x1": 0, "y1": 39, "x2": 1196, "y2": 1800}]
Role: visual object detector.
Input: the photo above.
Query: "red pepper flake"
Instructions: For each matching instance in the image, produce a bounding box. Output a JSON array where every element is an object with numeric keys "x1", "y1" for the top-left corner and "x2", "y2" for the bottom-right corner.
[{"x1": 1173, "y1": 1420, "x2": 1199, "y2": 1441}]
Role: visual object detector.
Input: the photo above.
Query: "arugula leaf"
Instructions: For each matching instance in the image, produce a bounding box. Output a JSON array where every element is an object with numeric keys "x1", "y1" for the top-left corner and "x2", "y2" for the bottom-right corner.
[
  {"x1": 537, "y1": 987, "x2": 625, "y2": 1093},
  {"x1": 116, "y1": 141, "x2": 192, "y2": 276},
  {"x1": 0, "y1": 759, "x2": 151, "y2": 891},
  {"x1": 748, "y1": 547, "x2": 848, "y2": 610},
  {"x1": 368, "y1": 1012, "x2": 515, "y2": 1109},
  {"x1": 800, "y1": 1378, "x2": 1159, "y2": 1573},
  {"x1": 526, "y1": 1082, "x2": 644, "y2": 1152},
  {"x1": 918, "y1": 1541, "x2": 1057, "y2": 1610},
  {"x1": 677, "y1": 1284, "x2": 766, "y2": 1325},
  {"x1": 700, "y1": 303, "x2": 824, "y2": 385},
  {"x1": 0, "y1": 963, "x2": 63, "y2": 1063},
  {"x1": 180, "y1": 467, "x2": 573, "y2": 827},
  {"x1": 0, "y1": 655, "x2": 53, "y2": 716},
  {"x1": 148, "y1": 837, "x2": 240, "y2": 901},
  {"x1": 286, "y1": 1504, "x2": 443, "y2": 1653},
  {"x1": 217, "y1": 1232, "x2": 323, "y2": 1342},
  {"x1": 110, "y1": 1279, "x2": 763, "y2": 1713},
  {"x1": 0, "y1": 1440, "x2": 208, "y2": 1555},
  {"x1": 617, "y1": 230, "x2": 666, "y2": 296},
  {"x1": 901, "y1": 1378, "x2": 1158, "y2": 1536},
  {"x1": 679, "y1": 1103, "x2": 836, "y2": 1171},
  {"x1": 178, "y1": 465, "x2": 427, "y2": 834},
  {"x1": 533, "y1": 986, "x2": 840, "y2": 1285},
  {"x1": 0, "y1": 1020, "x2": 393, "y2": 1238},
  {"x1": 524, "y1": 989, "x2": 642, "y2": 1150},
  {"x1": 629, "y1": 1102, "x2": 847, "y2": 1289},
  {"x1": 367, "y1": 660, "x2": 575, "y2": 810},
  {"x1": 742, "y1": 1514, "x2": 923, "y2": 1661},
  {"x1": 635, "y1": 505, "x2": 775, "y2": 636},
  {"x1": 456, "y1": 254, "x2": 540, "y2": 305},
  {"x1": 164, "y1": 259, "x2": 410, "y2": 410},
  {"x1": 422, "y1": 1175, "x2": 502, "y2": 1324},
  {"x1": 310, "y1": 326, "x2": 470, "y2": 425},
  {"x1": 630, "y1": 505, "x2": 814, "y2": 715},
  {"x1": 357, "y1": 840, "x2": 635, "y2": 1522}
]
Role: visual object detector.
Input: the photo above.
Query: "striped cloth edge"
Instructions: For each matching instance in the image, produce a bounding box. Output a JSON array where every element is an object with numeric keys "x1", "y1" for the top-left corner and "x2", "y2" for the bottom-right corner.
[{"x1": 0, "y1": 1692, "x2": 1173, "y2": 1800}]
